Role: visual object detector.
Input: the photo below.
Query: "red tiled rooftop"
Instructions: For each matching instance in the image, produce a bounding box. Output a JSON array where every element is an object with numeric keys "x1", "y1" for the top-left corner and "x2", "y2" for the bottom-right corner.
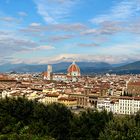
[
  {"x1": 46, "y1": 94, "x2": 59, "y2": 97},
  {"x1": 119, "y1": 96, "x2": 140, "y2": 100},
  {"x1": 128, "y1": 82, "x2": 140, "y2": 86}
]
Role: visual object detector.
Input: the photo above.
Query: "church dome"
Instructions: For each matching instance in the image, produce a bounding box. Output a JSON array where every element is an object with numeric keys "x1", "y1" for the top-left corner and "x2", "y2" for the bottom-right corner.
[{"x1": 67, "y1": 61, "x2": 80, "y2": 76}]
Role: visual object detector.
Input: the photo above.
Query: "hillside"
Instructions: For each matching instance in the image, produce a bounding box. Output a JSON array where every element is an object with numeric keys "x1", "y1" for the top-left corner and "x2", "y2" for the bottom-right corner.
[
  {"x1": 1, "y1": 61, "x2": 140, "y2": 74},
  {"x1": 115, "y1": 61, "x2": 140, "y2": 70},
  {"x1": 111, "y1": 61, "x2": 140, "y2": 74},
  {"x1": 0, "y1": 62, "x2": 112, "y2": 74}
]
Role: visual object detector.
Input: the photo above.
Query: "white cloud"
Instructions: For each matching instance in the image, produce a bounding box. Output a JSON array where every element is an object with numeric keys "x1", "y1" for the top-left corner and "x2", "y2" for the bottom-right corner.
[
  {"x1": 81, "y1": 29, "x2": 97, "y2": 35},
  {"x1": 46, "y1": 34, "x2": 74, "y2": 42},
  {"x1": 18, "y1": 12, "x2": 27, "y2": 17},
  {"x1": 91, "y1": 0, "x2": 140, "y2": 24},
  {"x1": 98, "y1": 43, "x2": 140, "y2": 55},
  {"x1": 78, "y1": 43, "x2": 99, "y2": 47},
  {"x1": 0, "y1": 30, "x2": 54, "y2": 57},
  {"x1": 30, "y1": 22, "x2": 41, "y2": 27},
  {"x1": 0, "y1": 17, "x2": 18, "y2": 22},
  {"x1": 33, "y1": 0, "x2": 79, "y2": 23},
  {"x1": 7, "y1": 52, "x2": 140, "y2": 65},
  {"x1": 81, "y1": 20, "x2": 124, "y2": 37},
  {"x1": 20, "y1": 23, "x2": 87, "y2": 35},
  {"x1": 33, "y1": 45, "x2": 55, "y2": 51}
]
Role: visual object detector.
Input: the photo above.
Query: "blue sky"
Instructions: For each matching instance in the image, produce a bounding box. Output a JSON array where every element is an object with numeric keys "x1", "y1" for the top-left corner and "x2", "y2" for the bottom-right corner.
[{"x1": 0, "y1": 0, "x2": 140, "y2": 64}]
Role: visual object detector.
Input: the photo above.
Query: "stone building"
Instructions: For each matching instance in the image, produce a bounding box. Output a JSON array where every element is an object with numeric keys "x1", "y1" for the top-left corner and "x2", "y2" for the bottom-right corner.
[{"x1": 127, "y1": 81, "x2": 140, "y2": 96}]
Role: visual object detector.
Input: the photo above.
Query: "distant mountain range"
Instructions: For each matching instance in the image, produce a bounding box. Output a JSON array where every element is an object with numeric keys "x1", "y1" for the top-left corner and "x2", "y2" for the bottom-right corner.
[
  {"x1": 110, "y1": 61, "x2": 140, "y2": 74},
  {"x1": 0, "y1": 61, "x2": 140, "y2": 74}
]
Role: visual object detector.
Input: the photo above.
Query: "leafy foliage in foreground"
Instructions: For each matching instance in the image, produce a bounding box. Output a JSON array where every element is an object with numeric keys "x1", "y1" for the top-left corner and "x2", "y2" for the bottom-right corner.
[
  {"x1": 0, "y1": 97, "x2": 140, "y2": 140},
  {"x1": 99, "y1": 114, "x2": 140, "y2": 140},
  {"x1": 0, "y1": 134, "x2": 54, "y2": 140}
]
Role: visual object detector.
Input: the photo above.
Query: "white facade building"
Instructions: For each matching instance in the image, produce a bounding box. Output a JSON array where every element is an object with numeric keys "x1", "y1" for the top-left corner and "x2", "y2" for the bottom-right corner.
[
  {"x1": 97, "y1": 98, "x2": 111, "y2": 112},
  {"x1": 117, "y1": 97, "x2": 140, "y2": 115},
  {"x1": 97, "y1": 96, "x2": 140, "y2": 115},
  {"x1": 53, "y1": 74, "x2": 67, "y2": 82}
]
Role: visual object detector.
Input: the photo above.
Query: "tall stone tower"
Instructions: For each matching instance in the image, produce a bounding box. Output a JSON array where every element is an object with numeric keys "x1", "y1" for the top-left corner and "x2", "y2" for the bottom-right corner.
[{"x1": 47, "y1": 65, "x2": 52, "y2": 80}]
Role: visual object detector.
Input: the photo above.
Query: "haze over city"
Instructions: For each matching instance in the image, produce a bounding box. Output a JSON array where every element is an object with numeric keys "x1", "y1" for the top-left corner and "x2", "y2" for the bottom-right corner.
[{"x1": 0, "y1": 0, "x2": 140, "y2": 64}]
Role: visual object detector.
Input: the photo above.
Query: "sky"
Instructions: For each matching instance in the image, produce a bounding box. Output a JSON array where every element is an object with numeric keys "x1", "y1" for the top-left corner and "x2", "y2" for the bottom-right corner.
[{"x1": 0, "y1": 0, "x2": 140, "y2": 64}]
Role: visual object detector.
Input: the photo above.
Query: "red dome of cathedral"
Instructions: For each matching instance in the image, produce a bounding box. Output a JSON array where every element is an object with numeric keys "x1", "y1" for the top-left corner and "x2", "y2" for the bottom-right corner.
[{"x1": 67, "y1": 61, "x2": 80, "y2": 76}]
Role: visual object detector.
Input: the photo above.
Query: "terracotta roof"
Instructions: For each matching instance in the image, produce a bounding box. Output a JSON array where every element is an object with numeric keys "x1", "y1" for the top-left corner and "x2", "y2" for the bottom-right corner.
[
  {"x1": 119, "y1": 96, "x2": 140, "y2": 100},
  {"x1": 53, "y1": 73, "x2": 66, "y2": 76},
  {"x1": 46, "y1": 94, "x2": 59, "y2": 97},
  {"x1": 58, "y1": 97, "x2": 76, "y2": 101},
  {"x1": 43, "y1": 72, "x2": 48, "y2": 77},
  {"x1": 67, "y1": 62, "x2": 80, "y2": 73},
  {"x1": 128, "y1": 82, "x2": 140, "y2": 86}
]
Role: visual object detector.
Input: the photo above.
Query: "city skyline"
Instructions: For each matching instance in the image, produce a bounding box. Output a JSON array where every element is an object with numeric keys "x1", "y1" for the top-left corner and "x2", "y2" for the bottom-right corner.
[{"x1": 0, "y1": 0, "x2": 140, "y2": 64}]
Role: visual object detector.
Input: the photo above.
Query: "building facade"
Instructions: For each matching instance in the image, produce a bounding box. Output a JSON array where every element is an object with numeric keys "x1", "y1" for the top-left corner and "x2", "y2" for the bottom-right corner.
[
  {"x1": 43, "y1": 61, "x2": 81, "y2": 82},
  {"x1": 97, "y1": 96, "x2": 140, "y2": 115}
]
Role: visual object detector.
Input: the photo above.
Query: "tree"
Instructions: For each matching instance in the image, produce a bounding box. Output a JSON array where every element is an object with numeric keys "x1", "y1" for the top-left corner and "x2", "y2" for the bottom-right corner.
[
  {"x1": 46, "y1": 103, "x2": 73, "y2": 140},
  {"x1": 0, "y1": 97, "x2": 72, "y2": 140},
  {"x1": 70, "y1": 109, "x2": 113, "y2": 140},
  {"x1": 99, "y1": 115, "x2": 140, "y2": 140}
]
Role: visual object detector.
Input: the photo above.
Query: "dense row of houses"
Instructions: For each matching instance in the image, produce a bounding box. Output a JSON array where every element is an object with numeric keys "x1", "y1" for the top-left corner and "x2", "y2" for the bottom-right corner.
[{"x1": 1, "y1": 62, "x2": 140, "y2": 114}]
